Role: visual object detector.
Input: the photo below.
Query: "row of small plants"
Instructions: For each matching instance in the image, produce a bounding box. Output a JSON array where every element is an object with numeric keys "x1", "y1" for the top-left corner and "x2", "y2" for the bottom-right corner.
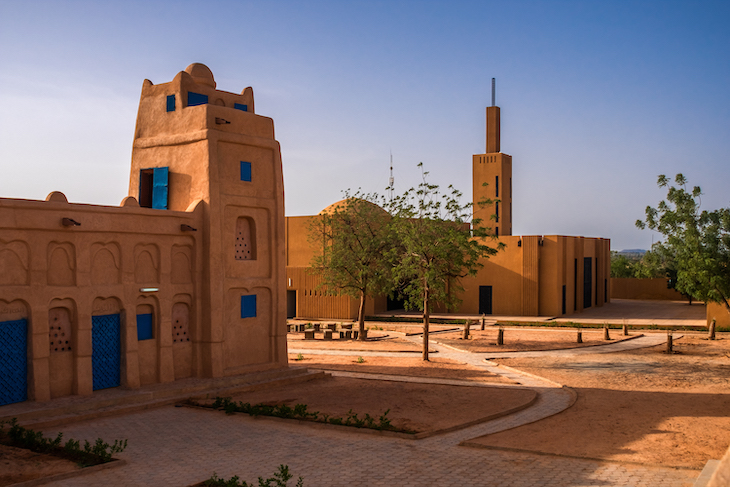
[
  {"x1": 204, "y1": 465, "x2": 303, "y2": 487},
  {"x1": 495, "y1": 321, "x2": 721, "y2": 331},
  {"x1": 0, "y1": 418, "x2": 127, "y2": 467},
  {"x1": 190, "y1": 396, "x2": 413, "y2": 433}
]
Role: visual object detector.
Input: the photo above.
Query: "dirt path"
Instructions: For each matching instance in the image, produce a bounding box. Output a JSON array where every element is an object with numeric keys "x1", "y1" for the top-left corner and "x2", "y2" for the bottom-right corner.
[{"x1": 466, "y1": 335, "x2": 730, "y2": 468}]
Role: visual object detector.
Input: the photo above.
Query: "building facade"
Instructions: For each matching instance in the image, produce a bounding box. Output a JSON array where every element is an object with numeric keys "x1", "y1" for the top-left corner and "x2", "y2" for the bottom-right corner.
[
  {"x1": 0, "y1": 64, "x2": 287, "y2": 406},
  {"x1": 285, "y1": 100, "x2": 610, "y2": 320}
]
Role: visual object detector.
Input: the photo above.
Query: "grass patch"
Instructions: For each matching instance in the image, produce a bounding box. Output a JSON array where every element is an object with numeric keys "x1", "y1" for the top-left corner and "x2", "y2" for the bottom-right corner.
[{"x1": 0, "y1": 418, "x2": 127, "y2": 467}]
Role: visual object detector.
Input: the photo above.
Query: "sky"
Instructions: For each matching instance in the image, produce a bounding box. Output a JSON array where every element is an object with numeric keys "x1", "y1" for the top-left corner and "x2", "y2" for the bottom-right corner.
[{"x1": 1, "y1": 0, "x2": 728, "y2": 251}]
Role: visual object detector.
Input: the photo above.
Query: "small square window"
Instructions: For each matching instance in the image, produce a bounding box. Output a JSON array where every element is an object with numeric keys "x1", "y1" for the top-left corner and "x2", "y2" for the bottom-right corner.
[
  {"x1": 166, "y1": 95, "x2": 175, "y2": 112},
  {"x1": 241, "y1": 295, "x2": 257, "y2": 318},
  {"x1": 234, "y1": 103, "x2": 248, "y2": 112},
  {"x1": 240, "y1": 161, "x2": 252, "y2": 182},
  {"x1": 137, "y1": 313, "x2": 153, "y2": 340}
]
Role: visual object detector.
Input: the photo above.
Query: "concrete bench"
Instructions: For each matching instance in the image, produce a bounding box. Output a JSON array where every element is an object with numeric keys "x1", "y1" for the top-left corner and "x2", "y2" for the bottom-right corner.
[
  {"x1": 323, "y1": 330, "x2": 332, "y2": 340},
  {"x1": 304, "y1": 330, "x2": 315, "y2": 340}
]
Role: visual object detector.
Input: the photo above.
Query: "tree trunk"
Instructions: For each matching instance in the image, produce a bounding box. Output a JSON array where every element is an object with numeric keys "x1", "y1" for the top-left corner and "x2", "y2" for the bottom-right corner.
[
  {"x1": 423, "y1": 281, "x2": 430, "y2": 361},
  {"x1": 357, "y1": 291, "x2": 367, "y2": 341}
]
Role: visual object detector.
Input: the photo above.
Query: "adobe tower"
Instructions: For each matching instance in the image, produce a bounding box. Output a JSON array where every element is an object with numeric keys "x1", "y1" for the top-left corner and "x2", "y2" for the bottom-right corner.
[{"x1": 473, "y1": 78, "x2": 512, "y2": 236}]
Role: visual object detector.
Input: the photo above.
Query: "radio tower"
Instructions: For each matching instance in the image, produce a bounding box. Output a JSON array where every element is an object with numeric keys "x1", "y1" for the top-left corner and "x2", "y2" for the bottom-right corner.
[{"x1": 388, "y1": 152, "x2": 394, "y2": 201}]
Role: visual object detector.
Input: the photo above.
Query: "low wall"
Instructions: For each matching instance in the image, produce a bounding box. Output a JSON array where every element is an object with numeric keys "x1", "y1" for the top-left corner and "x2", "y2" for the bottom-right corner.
[
  {"x1": 610, "y1": 278, "x2": 685, "y2": 301},
  {"x1": 706, "y1": 302, "x2": 730, "y2": 328}
]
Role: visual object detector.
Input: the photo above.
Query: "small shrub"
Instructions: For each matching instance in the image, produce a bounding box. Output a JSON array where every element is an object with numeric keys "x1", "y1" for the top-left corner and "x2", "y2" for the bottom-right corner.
[
  {"x1": 204, "y1": 465, "x2": 303, "y2": 487},
  {"x1": 0, "y1": 418, "x2": 126, "y2": 467},
  {"x1": 356, "y1": 356, "x2": 365, "y2": 363},
  {"x1": 295, "y1": 353, "x2": 304, "y2": 361}
]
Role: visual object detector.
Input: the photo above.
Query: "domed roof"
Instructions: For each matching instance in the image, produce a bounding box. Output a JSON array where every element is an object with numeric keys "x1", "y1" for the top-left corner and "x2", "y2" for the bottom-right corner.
[
  {"x1": 185, "y1": 63, "x2": 216, "y2": 88},
  {"x1": 319, "y1": 198, "x2": 388, "y2": 216}
]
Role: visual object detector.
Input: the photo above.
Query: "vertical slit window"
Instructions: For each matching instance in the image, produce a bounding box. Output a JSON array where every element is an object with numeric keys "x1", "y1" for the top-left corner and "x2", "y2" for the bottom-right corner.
[
  {"x1": 240, "y1": 161, "x2": 252, "y2": 182},
  {"x1": 495, "y1": 202, "x2": 499, "y2": 222},
  {"x1": 495, "y1": 176, "x2": 499, "y2": 197},
  {"x1": 166, "y1": 95, "x2": 176, "y2": 112}
]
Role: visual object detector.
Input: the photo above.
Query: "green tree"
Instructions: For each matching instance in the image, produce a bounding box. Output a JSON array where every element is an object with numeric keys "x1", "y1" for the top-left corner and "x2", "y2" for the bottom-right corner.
[
  {"x1": 387, "y1": 164, "x2": 504, "y2": 360},
  {"x1": 309, "y1": 192, "x2": 395, "y2": 340},
  {"x1": 636, "y1": 174, "x2": 730, "y2": 313}
]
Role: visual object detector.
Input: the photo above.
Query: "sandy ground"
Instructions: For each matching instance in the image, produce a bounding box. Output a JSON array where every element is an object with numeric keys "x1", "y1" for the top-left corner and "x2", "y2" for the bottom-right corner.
[
  {"x1": 291, "y1": 354, "x2": 515, "y2": 384},
  {"x1": 467, "y1": 334, "x2": 730, "y2": 469},
  {"x1": 0, "y1": 443, "x2": 80, "y2": 486},
  {"x1": 200, "y1": 376, "x2": 535, "y2": 435},
  {"x1": 433, "y1": 327, "x2": 628, "y2": 352}
]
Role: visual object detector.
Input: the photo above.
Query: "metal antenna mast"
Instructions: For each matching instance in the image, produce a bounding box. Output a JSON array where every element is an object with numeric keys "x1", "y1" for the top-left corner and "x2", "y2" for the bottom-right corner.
[
  {"x1": 388, "y1": 152, "x2": 394, "y2": 201},
  {"x1": 491, "y1": 78, "x2": 496, "y2": 107}
]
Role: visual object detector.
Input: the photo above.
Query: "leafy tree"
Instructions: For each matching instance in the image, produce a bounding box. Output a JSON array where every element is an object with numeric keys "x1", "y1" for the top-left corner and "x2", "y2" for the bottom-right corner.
[
  {"x1": 309, "y1": 191, "x2": 395, "y2": 340},
  {"x1": 636, "y1": 174, "x2": 730, "y2": 313},
  {"x1": 610, "y1": 252, "x2": 635, "y2": 278},
  {"x1": 386, "y1": 164, "x2": 504, "y2": 360}
]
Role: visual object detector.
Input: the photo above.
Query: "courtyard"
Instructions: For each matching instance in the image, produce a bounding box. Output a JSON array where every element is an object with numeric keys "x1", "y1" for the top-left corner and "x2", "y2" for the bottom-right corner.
[{"x1": 1, "y1": 299, "x2": 726, "y2": 487}]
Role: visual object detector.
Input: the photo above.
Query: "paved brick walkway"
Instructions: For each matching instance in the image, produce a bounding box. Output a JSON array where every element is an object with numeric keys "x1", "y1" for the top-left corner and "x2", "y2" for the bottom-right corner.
[
  {"x1": 39, "y1": 332, "x2": 700, "y2": 487},
  {"x1": 44, "y1": 406, "x2": 698, "y2": 487}
]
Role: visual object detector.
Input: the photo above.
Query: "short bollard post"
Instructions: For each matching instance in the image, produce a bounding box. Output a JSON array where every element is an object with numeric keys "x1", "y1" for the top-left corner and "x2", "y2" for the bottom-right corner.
[
  {"x1": 577, "y1": 329, "x2": 583, "y2": 343},
  {"x1": 666, "y1": 331, "x2": 673, "y2": 353},
  {"x1": 481, "y1": 314, "x2": 486, "y2": 331},
  {"x1": 463, "y1": 320, "x2": 470, "y2": 340},
  {"x1": 709, "y1": 319, "x2": 716, "y2": 340},
  {"x1": 497, "y1": 327, "x2": 504, "y2": 346},
  {"x1": 603, "y1": 324, "x2": 610, "y2": 341},
  {"x1": 622, "y1": 319, "x2": 629, "y2": 336}
]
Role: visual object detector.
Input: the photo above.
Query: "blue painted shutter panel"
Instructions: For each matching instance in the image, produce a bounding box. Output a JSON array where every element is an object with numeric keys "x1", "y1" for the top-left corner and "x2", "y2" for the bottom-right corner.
[
  {"x1": 241, "y1": 295, "x2": 257, "y2": 318},
  {"x1": 0, "y1": 319, "x2": 27, "y2": 406},
  {"x1": 234, "y1": 103, "x2": 248, "y2": 112},
  {"x1": 166, "y1": 95, "x2": 175, "y2": 112},
  {"x1": 240, "y1": 161, "x2": 252, "y2": 182},
  {"x1": 152, "y1": 167, "x2": 169, "y2": 209},
  {"x1": 136, "y1": 313, "x2": 153, "y2": 340},
  {"x1": 187, "y1": 92, "x2": 208, "y2": 106}
]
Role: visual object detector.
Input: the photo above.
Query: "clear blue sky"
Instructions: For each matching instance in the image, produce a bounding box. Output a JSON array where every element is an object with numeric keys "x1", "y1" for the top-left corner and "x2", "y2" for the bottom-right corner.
[{"x1": 1, "y1": 0, "x2": 728, "y2": 250}]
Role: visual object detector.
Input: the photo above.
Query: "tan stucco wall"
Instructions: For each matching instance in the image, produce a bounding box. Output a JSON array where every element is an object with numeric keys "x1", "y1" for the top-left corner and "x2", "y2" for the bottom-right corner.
[
  {"x1": 707, "y1": 302, "x2": 730, "y2": 328},
  {"x1": 610, "y1": 278, "x2": 685, "y2": 300},
  {"x1": 0, "y1": 64, "x2": 288, "y2": 405}
]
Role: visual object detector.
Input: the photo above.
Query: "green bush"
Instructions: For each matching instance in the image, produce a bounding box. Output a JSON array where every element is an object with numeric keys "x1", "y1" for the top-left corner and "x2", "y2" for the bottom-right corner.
[{"x1": 0, "y1": 418, "x2": 127, "y2": 467}]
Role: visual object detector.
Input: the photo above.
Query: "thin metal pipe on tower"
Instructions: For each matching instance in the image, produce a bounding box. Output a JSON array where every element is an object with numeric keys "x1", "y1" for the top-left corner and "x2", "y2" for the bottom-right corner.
[{"x1": 491, "y1": 78, "x2": 496, "y2": 107}]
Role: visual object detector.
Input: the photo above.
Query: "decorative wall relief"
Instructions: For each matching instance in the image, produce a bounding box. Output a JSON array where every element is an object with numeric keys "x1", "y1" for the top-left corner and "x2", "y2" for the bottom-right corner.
[
  {"x1": 91, "y1": 243, "x2": 121, "y2": 285},
  {"x1": 235, "y1": 217, "x2": 256, "y2": 261},
  {"x1": 171, "y1": 245, "x2": 193, "y2": 284},
  {"x1": 47, "y1": 242, "x2": 76, "y2": 286},
  {"x1": 134, "y1": 244, "x2": 159, "y2": 284},
  {"x1": 0, "y1": 240, "x2": 29, "y2": 286},
  {"x1": 49, "y1": 307, "x2": 73, "y2": 353}
]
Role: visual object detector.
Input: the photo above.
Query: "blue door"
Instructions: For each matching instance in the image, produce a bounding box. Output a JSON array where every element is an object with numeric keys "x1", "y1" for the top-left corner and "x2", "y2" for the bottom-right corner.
[
  {"x1": 92, "y1": 314, "x2": 121, "y2": 391},
  {"x1": 0, "y1": 319, "x2": 27, "y2": 406}
]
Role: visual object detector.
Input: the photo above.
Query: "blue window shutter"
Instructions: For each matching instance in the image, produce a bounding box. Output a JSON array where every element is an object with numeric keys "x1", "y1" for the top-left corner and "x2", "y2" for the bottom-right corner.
[
  {"x1": 241, "y1": 295, "x2": 257, "y2": 318},
  {"x1": 187, "y1": 92, "x2": 208, "y2": 107},
  {"x1": 136, "y1": 314, "x2": 153, "y2": 340},
  {"x1": 234, "y1": 103, "x2": 248, "y2": 112},
  {"x1": 240, "y1": 161, "x2": 252, "y2": 182},
  {"x1": 166, "y1": 95, "x2": 175, "y2": 112},
  {"x1": 152, "y1": 167, "x2": 169, "y2": 210}
]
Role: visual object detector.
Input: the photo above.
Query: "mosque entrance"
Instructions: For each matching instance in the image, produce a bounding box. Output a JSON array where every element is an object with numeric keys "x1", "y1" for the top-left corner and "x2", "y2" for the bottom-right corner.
[
  {"x1": 479, "y1": 286, "x2": 493, "y2": 315},
  {"x1": 287, "y1": 290, "x2": 297, "y2": 319}
]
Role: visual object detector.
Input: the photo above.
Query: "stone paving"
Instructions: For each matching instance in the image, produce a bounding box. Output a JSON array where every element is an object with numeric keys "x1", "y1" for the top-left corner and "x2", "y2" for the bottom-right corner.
[{"x1": 37, "y1": 331, "x2": 701, "y2": 486}]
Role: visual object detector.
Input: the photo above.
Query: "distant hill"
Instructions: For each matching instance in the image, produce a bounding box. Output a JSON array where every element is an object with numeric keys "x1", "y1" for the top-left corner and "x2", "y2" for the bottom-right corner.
[{"x1": 618, "y1": 249, "x2": 647, "y2": 255}]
